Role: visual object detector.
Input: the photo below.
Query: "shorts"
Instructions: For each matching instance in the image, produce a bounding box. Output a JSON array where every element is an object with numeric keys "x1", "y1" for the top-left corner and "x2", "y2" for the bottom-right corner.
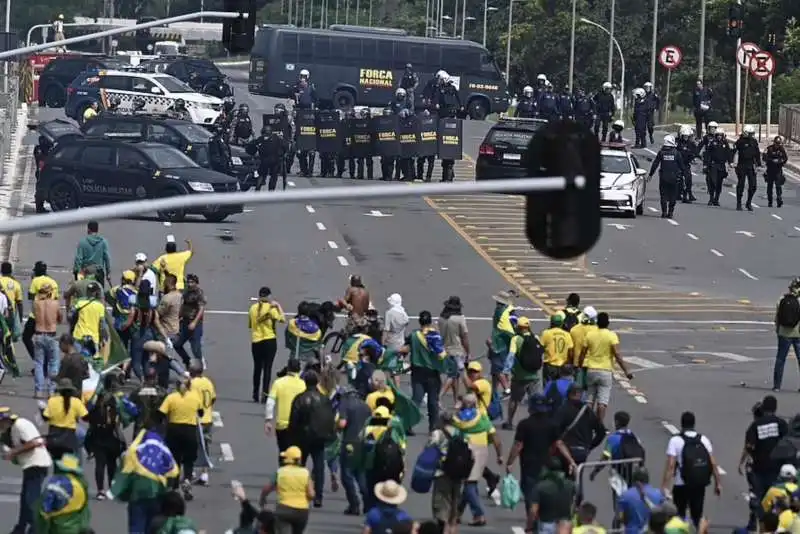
[
  {"x1": 432, "y1": 476, "x2": 463, "y2": 523},
  {"x1": 585, "y1": 369, "x2": 613, "y2": 405},
  {"x1": 490, "y1": 354, "x2": 506, "y2": 376},
  {"x1": 511, "y1": 378, "x2": 542, "y2": 402},
  {"x1": 445, "y1": 354, "x2": 465, "y2": 379}
]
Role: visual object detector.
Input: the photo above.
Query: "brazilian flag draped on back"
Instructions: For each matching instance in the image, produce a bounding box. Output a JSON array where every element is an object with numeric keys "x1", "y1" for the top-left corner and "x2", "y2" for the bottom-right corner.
[
  {"x1": 388, "y1": 381, "x2": 422, "y2": 433},
  {"x1": 284, "y1": 316, "x2": 322, "y2": 358},
  {"x1": 111, "y1": 429, "x2": 179, "y2": 502},
  {"x1": 93, "y1": 311, "x2": 129, "y2": 373}
]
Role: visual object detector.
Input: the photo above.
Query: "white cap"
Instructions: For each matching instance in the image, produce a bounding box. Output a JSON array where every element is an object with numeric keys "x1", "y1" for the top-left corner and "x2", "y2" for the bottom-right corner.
[
  {"x1": 166, "y1": 234, "x2": 176, "y2": 243},
  {"x1": 582, "y1": 306, "x2": 598, "y2": 320},
  {"x1": 780, "y1": 464, "x2": 797, "y2": 479},
  {"x1": 135, "y1": 252, "x2": 147, "y2": 262}
]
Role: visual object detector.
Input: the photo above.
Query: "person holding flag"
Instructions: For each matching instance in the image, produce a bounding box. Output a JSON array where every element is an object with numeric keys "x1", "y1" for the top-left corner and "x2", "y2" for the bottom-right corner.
[
  {"x1": 354, "y1": 405, "x2": 407, "y2": 512},
  {"x1": 408, "y1": 310, "x2": 447, "y2": 435},
  {"x1": 106, "y1": 271, "x2": 138, "y2": 352},
  {"x1": 34, "y1": 453, "x2": 91, "y2": 534},
  {"x1": 284, "y1": 302, "x2": 322, "y2": 362},
  {"x1": 487, "y1": 291, "x2": 518, "y2": 397}
]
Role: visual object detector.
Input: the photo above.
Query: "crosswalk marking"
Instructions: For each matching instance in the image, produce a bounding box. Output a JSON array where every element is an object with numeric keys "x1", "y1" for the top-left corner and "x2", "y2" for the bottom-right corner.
[
  {"x1": 625, "y1": 357, "x2": 665, "y2": 369},
  {"x1": 623, "y1": 351, "x2": 758, "y2": 370},
  {"x1": 684, "y1": 351, "x2": 756, "y2": 362}
]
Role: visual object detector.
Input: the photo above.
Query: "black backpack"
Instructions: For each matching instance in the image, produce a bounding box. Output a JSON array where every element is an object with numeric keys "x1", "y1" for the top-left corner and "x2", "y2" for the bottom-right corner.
[
  {"x1": 517, "y1": 335, "x2": 544, "y2": 373},
  {"x1": 308, "y1": 396, "x2": 337, "y2": 444},
  {"x1": 619, "y1": 433, "x2": 646, "y2": 463},
  {"x1": 770, "y1": 437, "x2": 800, "y2": 467},
  {"x1": 441, "y1": 430, "x2": 474, "y2": 480},
  {"x1": 562, "y1": 308, "x2": 581, "y2": 332},
  {"x1": 777, "y1": 294, "x2": 800, "y2": 328},
  {"x1": 679, "y1": 433, "x2": 713, "y2": 487},
  {"x1": 373, "y1": 436, "x2": 405, "y2": 482}
]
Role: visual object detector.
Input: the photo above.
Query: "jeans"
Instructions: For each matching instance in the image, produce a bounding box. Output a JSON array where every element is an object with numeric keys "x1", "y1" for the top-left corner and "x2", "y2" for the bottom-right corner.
[
  {"x1": 127, "y1": 497, "x2": 161, "y2": 534},
  {"x1": 411, "y1": 367, "x2": 441, "y2": 432},
  {"x1": 130, "y1": 327, "x2": 156, "y2": 380},
  {"x1": 340, "y1": 446, "x2": 367, "y2": 511},
  {"x1": 773, "y1": 336, "x2": 800, "y2": 389},
  {"x1": 174, "y1": 321, "x2": 203, "y2": 366},
  {"x1": 32, "y1": 334, "x2": 59, "y2": 395},
  {"x1": 461, "y1": 481, "x2": 485, "y2": 519},
  {"x1": 302, "y1": 444, "x2": 326, "y2": 503},
  {"x1": 13, "y1": 466, "x2": 47, "y2": 534}
]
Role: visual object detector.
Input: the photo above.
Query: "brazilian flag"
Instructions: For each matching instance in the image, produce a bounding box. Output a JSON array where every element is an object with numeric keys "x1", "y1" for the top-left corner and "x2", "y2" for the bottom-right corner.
[
  {"x1": 284, "y1": 317, "x2": 322, "y2": 358},
  {"x1": 388, "y1": 381, "x2": 422, "y2": 433},
  {"x1": 91, "y1": 312, "x2": 130, "y2": 374}
]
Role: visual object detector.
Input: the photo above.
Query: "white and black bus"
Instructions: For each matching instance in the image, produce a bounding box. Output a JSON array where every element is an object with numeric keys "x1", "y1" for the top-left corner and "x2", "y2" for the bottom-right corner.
[{"x1": 247, "y1": 24, "x2": 510, "y2": 119}]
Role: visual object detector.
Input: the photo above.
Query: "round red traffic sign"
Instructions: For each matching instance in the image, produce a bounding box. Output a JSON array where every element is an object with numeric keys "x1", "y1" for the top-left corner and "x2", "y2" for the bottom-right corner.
[
  {"x1": 737, "y1": 42, "x2": 760, "y2": 68},
  {"x1": 750, "y1": 50, "x2": 776, "y2": 79},
  {"x1": 658, "y1": 46, "x2": 682, "y2": 69}
]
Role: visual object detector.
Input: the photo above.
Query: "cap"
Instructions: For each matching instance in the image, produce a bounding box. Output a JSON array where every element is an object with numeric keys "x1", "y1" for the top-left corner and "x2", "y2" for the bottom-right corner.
[
  {"x1": 166, "y1": 235, "x2": 176, "y2": 244},
  {"x1": 780, "y1": 464, "x2": 797, "y2": 479},
  {"x1": 280, "y1": 446, "x2": 302, "y2": 462},
  {"x1": 582, "y1": 306, "x2": 598, "y2": 320},
  {"x1": 550, "y1": 313, "x2": 564, "y2": 326},
  {"x1": 135, "y1": 252, "x2": 147, "y2": 263},
  {"x1": 122, "y1": 270, "x2": 136, "y2": 282},
  {"x1": 517, "y1": 316, "x2": 531, "y2": 328},
  {"x1": 467, "y1": 361, "x2": 482, "y2": 373},
  {"x1": 373, "y1": 406, "x2": 391, "y2": 419},
  {"x1": 528, "y1": 393, "x2": 550, "y2": 413},
  {"x1": 0, "y1": 406, "x2": 16, "y2": 421}
]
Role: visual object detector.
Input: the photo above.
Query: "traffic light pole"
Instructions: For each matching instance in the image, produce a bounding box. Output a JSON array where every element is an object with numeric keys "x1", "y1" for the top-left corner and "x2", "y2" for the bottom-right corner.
[
  {"x1": 0, "y1": 11, "x2": 249, "y2": 61},
  {"x1": 734, "y1": 0, "x2": 742, "y2": 136}
]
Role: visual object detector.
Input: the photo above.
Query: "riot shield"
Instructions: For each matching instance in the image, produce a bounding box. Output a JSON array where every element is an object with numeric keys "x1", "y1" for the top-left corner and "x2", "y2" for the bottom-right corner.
[
  {"x1": 339, "y1": 118, "x2": 352, "y2": 158},
  {"x1": 316, "y1": 110, "x2": 342, "y2": 154},
  {"x1": 417, "y1": 113, "x2": 438, "y2": 158},
  {"x1": 372, "y1": 115, "x2": 400, "y2": 157},
  {"x1": 295, "y1": 109, "x2": 317, "y2": 151},
  {"x1": 262, "y1": 114, "x2": 289, "y2": 140},
  {"x1": 349, "y1": 118, "x2": 373, "y2": 158},
  {"x1": 398, "y1": 115, "x2": 420, "y2": 159},
  {"x1": 437, "y1": 117, "x2": 463, "y2": 160}
]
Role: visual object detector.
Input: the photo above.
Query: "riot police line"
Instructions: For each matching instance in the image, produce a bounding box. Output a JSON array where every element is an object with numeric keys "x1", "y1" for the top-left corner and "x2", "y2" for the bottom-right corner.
[{"x1": 244, "y1": 108, "x2": 465, "y2": 190}]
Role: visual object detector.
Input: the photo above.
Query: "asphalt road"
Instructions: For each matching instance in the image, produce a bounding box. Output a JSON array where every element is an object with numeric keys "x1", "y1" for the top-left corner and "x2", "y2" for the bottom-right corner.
[{"x1": 0, "y1": 75, "x2": 788, "y2": 532}]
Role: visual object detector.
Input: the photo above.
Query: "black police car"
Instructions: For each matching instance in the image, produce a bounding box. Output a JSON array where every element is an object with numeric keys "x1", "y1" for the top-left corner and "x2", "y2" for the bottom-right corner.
[
  {"x1": 38, "y1": 137, "x2": 242, "y2": 223},
  {"x1": 140, "y1": 57, "x2": 232, "y2": 98},
  {"x1": 475, "y1": 116, "x2": 548, "y2": 180},
  {"x1": 38, "y1": 54, "x2": 125, "y2": 108},
  {"x1": 80, "y1": 114, "x2": 257, "y2": 187}
]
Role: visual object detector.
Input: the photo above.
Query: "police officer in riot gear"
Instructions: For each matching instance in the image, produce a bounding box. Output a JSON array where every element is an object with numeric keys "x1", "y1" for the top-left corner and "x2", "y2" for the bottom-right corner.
[
  {"x1": 317, "y1": 103, "x2": 340, "y2": 178},
  {"x1": 593, "y1": 82, "x2": 615, "y2": 141},
  {"x1": 732, "y1": 124, "x2": 762, "y2": 211},
  {"x1": 355, "y1": 108, "x2": 374, "y2": 180},
  {"x1": 400, "y1": 63, "x2": 419, "y2": 111},
  {"x1": 573, "y1": 88, "x2": 594, "y2": 130},
  {"x1": 608, "y1": 120, "x2": 624, "y2": 143},
  {"x1": 643, "y1": 81, "x2": 660, "y2": 144},
  {"x1": 416, "y1": 108, "x2": 436, "y2": 183},
  {"x1": 336, "y1": 108, "x2": 356, "y2": 178},
  {"x1": 437, "y1": 73, "x2": 462, "y2": 182},
  {"x1": 422, "y1": 71, "x2": 444, "y2": 110},
  {"x1": 558, "y1": 85, "x2": 574, "y2": 120},
  {"x1": 517, "y1": 86, "x2": 536, "y2": 118},
  {"x1": 274, "y1": 103, "x2": 294, "y2": 174},
  {"x1": 536, "y1": 82, "x2": 559, "y2": 122},
  {"x1": 215, "y1": 97, "x2": 236, "y2": 137},
  {"x1": 676, "y1": 125, "x2": 698, "y2": 203},
  {"x1": 764, "y1": 136, "x2": 788, "y2": 207},
  {"x1": 388, "y1": 89, "x2": 413, "y2": 180},
  {"x1": 247, "y1": 125, "x2": 287, "y2": 191},
  {"x1": 706, "y1": 129, "x2": 731, "y2": 206},
  {"x1": 533, "y1": 74, "x2": 547, "y2": 100},
  {"x1": 231, "y1": 103, "x2": 254, "y2": 145},
  {"x1": 380, "y1": 107, "x2": 396, "y2": 180},
  {"x1": 167, "y1": 98, "x2": 191, "y2": 121},
  {"x1": 396, "y1": 108, "x2": 416, "y2": 181},
  {"x1": 632, "y1": 88, "x2": 648, "y2": 148},
  {"x1": 294, "y1": 69, "x2": 317, "y2": 176},
  {"x1": 648, "y1": 134, "x2": 688, "y2": 219},
  {"x1": 132, "y1": 97, "x2": 147, "y2": 114}
]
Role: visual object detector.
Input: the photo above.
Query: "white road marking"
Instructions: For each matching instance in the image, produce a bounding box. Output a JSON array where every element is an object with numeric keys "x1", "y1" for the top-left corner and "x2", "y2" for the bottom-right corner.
[
  {"x1": 512, "y1": 527, "x2": 527, "y2": 534},
  {"x1": 735, "y1": 230, "x2": 755, "y2": 237},
  {"x1": 661, "y1": 421, "x2": 679, "y2": 435},
  {"x1": 645, "y1": 148, "x2": 658, "y2": 156},
  {"x1": 752, "y1": 203, "x2": 760, "y2": 209},
  {"x1": 710, "y1": 248, "x2": 724, "y2": 257},
  {"x1": 288, "y1": 181, "x2": 296, "y2": 187},
  {"x1": 634, "y1": 395, "x2": 648, "y2": 404},
  {"x1": 327, "y1": 241, "x2": 338, "y2": 249},
  {"x1": 212, "y1": 411, "x2": 223, "y2": 428},
  {"x1": 682, "y1": 351, "x2": 756, "y2": 362},
  {"x1": 305, "y1": 205, "x2": 315, "y2": 213},
  {"x1": 738, "y1": 267, "x2": 759, "y2": 280},
  {"x1": 772, "y1": 213, "x2": 783, "y2": 220},
  {"x1": 794, "y1": 226, "x2": 800, "y2": 233},
  {"x1": 647, "y1": 206, "x2": 659, "y2": 213},
  {"x1": 626, "y1": 356, "x2": 665, "y2": 369},
  {"x1": 243, "y1": 209, "x2": 253, "y2": 213},
  {"x1": 337, "y1": 256, "x2": 349, "y2": 266},
  {"x1": 728, "y1": 191, "x2": 737, "y2": 197},
  {"x1": 686, "y1": 233, "x2": 699, "y2": 240},
  {"x1": 315, "y1": 222, "x2": 326, "y2": 230},
  {"x1": 667, "y1": 219, "x2": 679, "y2": 226},
  {"x1": 220, "y1": 443, "x2": 235, "y2": 462}
]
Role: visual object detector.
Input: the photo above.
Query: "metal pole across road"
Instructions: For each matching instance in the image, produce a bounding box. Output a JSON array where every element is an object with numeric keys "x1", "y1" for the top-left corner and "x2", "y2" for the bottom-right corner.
[
  {"x1": 0, "y1": 11, "x2": 248, "y2": 61},
  {"x1": 0, "y1": 178, "x2": 582, "y2": 235}
]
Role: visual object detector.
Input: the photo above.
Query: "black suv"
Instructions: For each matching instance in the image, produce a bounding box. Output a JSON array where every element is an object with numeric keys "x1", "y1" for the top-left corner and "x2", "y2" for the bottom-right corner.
[
  {"x1": 140, "y1": 57, "x2": 232, "y2": 98},
  {"x1": 81, "y1": 114, "x2": 257, "y2": 186},
  {"x1": 38, "y1": 54, "x2": 118, "y2": 108},
  {"x1": 475, "y1": 116, "x2": 548, "y2": 180},
  {"x1": 39, "y1": 137, "x2": 243, "y2": 222}
]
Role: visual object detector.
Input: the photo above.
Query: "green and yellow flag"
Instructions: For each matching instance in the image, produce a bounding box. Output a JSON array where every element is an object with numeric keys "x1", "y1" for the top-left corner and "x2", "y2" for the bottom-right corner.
[
  {"x1": 284, "y1": 317, "x2": 322, "y2": 358},
  {"x1": 388, "y1": 381, "x2": 422, "y2": 433}
]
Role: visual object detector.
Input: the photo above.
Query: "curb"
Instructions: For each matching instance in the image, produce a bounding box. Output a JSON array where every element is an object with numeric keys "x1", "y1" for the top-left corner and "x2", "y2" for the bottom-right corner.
[{"x1": 0, "y1": 103, "x2": 30, "y2": 260}]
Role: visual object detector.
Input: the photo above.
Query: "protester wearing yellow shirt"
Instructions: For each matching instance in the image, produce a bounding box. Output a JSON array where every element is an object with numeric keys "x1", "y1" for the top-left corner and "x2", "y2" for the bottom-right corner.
[
  {"x1": 540, "y1": 313, "x2": 574, "y2": 381},
  {"x1": 71, "y1": 283, "x2": 107, "y2": 358},
  {"x1": 462, "y1": 361, "x2": 492, "y2": 416},
  {"x1": 762, "y1": 465, "x2": 799, "y2": 524},
  {"x1": 249, "y1": 287, "x2": 286, "y2": 403},
  {"x1": 159, "y1": 377, "x2": 203, "y2": 499},
  {"x1": 265, "y1": 359, "x2": 306, "y2": 453},
  {"x1": 259, "y1": 446, "x2": 315, "y2": 531},
  {"x1": 154, "y1": 237, "x2": 193, "y2": 291},
  {"x1": 189, "y1": 361, "x2": 216, "y2": 486},
  {"x1": 578, "y1": 312, "x2": 632, "y2": 421},
  {"x1": 1, "y1": 262, "x2": 23, "y2": 318},
  {"x1": 42, "y1": 379, "x2": 89, "y2": 460},
  {"x1": 366, "y1": 370, "x2": 396, "y2": 412},
  {"x1": 570, "y1": 306, "x2": 598, "y2": 388}
]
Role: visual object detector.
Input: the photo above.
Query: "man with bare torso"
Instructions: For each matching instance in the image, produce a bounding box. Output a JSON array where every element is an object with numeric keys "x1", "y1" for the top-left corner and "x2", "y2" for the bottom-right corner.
[{"x1": 341, "y1": 275, "x2": 370, "y2": 334}]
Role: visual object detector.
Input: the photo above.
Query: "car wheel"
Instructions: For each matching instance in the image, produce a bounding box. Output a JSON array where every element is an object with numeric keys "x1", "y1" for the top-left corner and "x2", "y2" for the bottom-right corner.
[
  {"x1": 44, "y1": 86, "x2": 64, "y2": 108},
  {"x1": 468, "y1": 98, "x2": 489, "y2": 120},
  {"x1": 156, "y1": 188, "x2": 187, "y2": 222},
  {"x1": 204, "y1": 213, "x2": 229, "y2": 223},
  {"x1": 48, "y1": 182, "x2": 79, "y2": 211},
  {"x1": 334, "y1": 89, "x2": 355, "y2": 109}
]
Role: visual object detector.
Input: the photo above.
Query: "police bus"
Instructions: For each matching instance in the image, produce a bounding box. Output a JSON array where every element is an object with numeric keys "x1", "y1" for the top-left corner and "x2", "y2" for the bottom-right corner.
[{"x1": 247, "y1": 25, "x2": 510, "y2": 120}]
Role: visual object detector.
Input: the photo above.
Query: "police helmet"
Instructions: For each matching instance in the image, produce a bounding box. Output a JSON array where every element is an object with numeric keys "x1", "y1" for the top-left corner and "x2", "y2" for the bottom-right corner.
[
  {"x1": 174, "y1": 98, "x2": 186, "y2": 110},
  {"x1": 679, "y1": 125, "x2": 694, "y2": 137},
  {"x1": 612, "y1": 119, "x2": 624, "y2": 130},
  {"x1": 261, "y1": 125, "x2": 271, "y2": 136},
  {"x1": 774, "y1": 135, "x2": 783, "y2": 144},
  {"x1": 714, "y1": 128, "x2": 725, "y2": 137},
  {"x1": 361, "y1": 108, "x2": 371, "y2": 118},
  {"x1": 406, "y1": 63, "x2": 412, "y2": 69},
  {"x1": 663, "y1": 134, "x2": 676, "y2": 147},
  {"x1": 239, "y1": 103, "x2": 249, "y2": 114},
  {"x1": 602, "y1": 81, "x2": 612, "y2": 90},
  {"x1": 537, "y1": 73, "x2": 547, "y2": 82},
  {"x1": 223, "y1": 97, "x2": 235, "y2": 112},
  {"x1": 644, "y1": 81, "x2": 653, "y2": 89},
  {"x1": 633, "y1": 88, "x2": 645, "y2": 98},
  {"x1": 274, "y1": 103, "x2": 287, "y2": 114},
  {"x1": 743, "y1": 124, "x2": 756, "y2": 135},
  {"x1": 109, "y1": 96, "x2": 121, "y2": 107},
  {"x1": 523, "y1": 85, "x2": 533, "y2": 97},
  {"x1": 707, "y1": 121, "x2": 718, "y2": 133},
  {"x1": 299, "y1": 68, "x2": 310, "y2": 78},
  {"x1": 395, "y1": 87, "x2": 407, "y2": 98},
  {"x1": 440, "y1": 72, "x2": 450, "y2": 84},
  {"x1": 435, "y1": 70, "x2": 446, "y2": 80}
]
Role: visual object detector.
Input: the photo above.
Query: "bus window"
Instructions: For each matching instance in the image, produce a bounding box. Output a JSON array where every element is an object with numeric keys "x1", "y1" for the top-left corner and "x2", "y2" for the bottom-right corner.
[
  {"x1": 481, "y1": 53, "x2": 500, "y2": 76},
  {"x1": 253, "y1": 30, "x2": 270, "y2": 53},
  {"x1": 313, "y1": 36, "x2": 331, "y2": 60},
  {"x1": 280, "y1": 33, "x2": 298, "y2": 62},
  {"x1": 330, "y1": 36, "x2": 347, "y2": 64},
  {"x1": 424, "y1": 45, "x2": 440, "y2": 69},
  {"x1": 446, "y1": 47, "x2": 473, "y2": 72},
  {"x1": 408, "y1": 44, "x2": 425, "y2": 68},
  {"x1": 345, "y1": 38, "x2": 362, "y2": 61},
  {"x1": 298, "y1": 34, "x2": 314, "y2": 62},
  {"x1": 376, "y1": 40, "x2": 395, "y2": 65}
]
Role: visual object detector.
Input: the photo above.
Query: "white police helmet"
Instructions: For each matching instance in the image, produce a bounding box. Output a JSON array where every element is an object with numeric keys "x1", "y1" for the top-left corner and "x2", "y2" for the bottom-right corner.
[
  {"x1": 602, "y1": 81, "x2": 612, "y2": 90},
  {"x1": 440, "y1": 72, "x2": 450, "y2": 83},
  {"x1": 644, "y1": 81, "x2": 653, "y2": 88},
  {"x1": 663, "y1": 134, "x2": 677, "y2": 147},
  {"x1": 395, "y1": 87, "x2": 407, "y2": 98},
  {"x1": 613, "y1": 119, "x2": 624, "y2": 128},
  {"x1": 523, "y1": 85, "x2": 533, "y2": 96},
  {"x1": 715, "y1": 128, "x2": 726, "y2": 137},
  {"x1": 436, "y1": 70, "x2": 447, "y2": 80},
  {"x1": 537, "y1": 73, "x2": 547, "y2": 81},
  {"x1": 633, "y1": 88, "x2": 645, "y2": 98},
  {"x1": 679, "y1": 125, "x2": 694, "y2": 137},
  {"x1": 708, "y1": 121, "x2": 719, "y2": 131},
  {"x1": 743, "y1": 124, "x2": 756, "y2": 135},
  {"x1": 299, "y1": 68, "x2": 309, "y2": 77}
]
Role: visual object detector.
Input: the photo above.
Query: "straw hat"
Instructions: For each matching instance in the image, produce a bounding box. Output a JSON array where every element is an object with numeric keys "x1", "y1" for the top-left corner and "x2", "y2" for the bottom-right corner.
[{"x1": 374, "y1": 480, "x2": 407, "y2": 505}]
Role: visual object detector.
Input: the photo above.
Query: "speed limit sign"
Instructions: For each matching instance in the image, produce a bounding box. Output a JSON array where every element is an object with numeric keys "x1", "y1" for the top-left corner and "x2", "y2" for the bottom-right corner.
[{"x1": 658, "y1": 46, "x2": 682, "y2": 70}]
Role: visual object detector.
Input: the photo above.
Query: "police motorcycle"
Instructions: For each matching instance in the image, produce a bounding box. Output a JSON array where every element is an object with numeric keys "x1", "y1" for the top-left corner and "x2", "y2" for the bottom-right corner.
[{"x1": 230, "y1": 103, "x2": 255, "y2": 146}]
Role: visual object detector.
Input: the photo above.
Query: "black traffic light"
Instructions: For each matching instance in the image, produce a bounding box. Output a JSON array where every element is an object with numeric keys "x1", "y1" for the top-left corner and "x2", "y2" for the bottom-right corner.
[
  {"x1": 223, "y1": 0, "x2": 256, "y2": 54},
  {"x1": 524, "y1": 121, "x2": 601, "y2": 260},
  {"x1": 728, "y1": 3, "x2": 744, "y2": 38}
]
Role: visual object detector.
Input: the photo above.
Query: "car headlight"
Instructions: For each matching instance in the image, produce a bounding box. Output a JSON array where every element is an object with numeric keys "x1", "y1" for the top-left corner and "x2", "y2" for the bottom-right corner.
[
  {"x1": 231, "y1": 156, "x2": 242, "y2": 165},
  {"x1": 613, "y1": 179, "x2": 636, "y2": 190},
  {"x1": 187, "y1": 181, "x2": 214, "y2": 192}
]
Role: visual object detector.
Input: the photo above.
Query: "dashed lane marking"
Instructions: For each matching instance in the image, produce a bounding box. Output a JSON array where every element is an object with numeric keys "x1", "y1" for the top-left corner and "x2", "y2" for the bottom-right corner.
[
  {"x1": 220, "y1": 443, "x2": 235, "y2": 462},
  {"x1": 667, "y1": 218, "x2": 679, "y2": 226},
  {"x1": 315, "y1": 222, "x2": 326, "y2": 230},
  {"x1": 327, "y1": 241, "x2": 338, "y2": 249},
  {"x1": 710, "y1": 248, "x2": 724, "y2": 257},
  {"x1": 288, "y1": 181, "x2": 296, "y2": 187},
  {"x1": 212, "y1": 411, "x2": 223, "y2": 428},
  {"x1": 772, "y1": 213, "x2": 782, "y2": 220},
  {"x1": 337, "y1": 255, "x2": 349, "y2": 266},
  {"x1": 686, "y1": 233, "x2": 699, "y2": 240},
  {"x1": 647, "y1": 206, "x2": 659, "y2": 213},
  {"x1": 738, "y1": 268, "x2": 759, "y2": 281},
  {"x1": 305, "y1": 205, "x2": 315, "y2": 213}
]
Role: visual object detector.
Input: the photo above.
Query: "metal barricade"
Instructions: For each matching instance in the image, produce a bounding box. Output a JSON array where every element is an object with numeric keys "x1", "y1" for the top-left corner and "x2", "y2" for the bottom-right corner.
[
  {"x1": 778, "y1": 104, "x2": 800, "y2": 147},
  {"x1": 575, "y1": 458, "x2": 646, "y2": 533},
  {"x1": 0, "y1": 69, "x2": 20, "y2": 184}
]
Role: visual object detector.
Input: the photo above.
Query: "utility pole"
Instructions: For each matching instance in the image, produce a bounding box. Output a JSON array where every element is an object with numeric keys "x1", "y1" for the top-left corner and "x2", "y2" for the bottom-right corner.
[{"x1": 698, "y1": 0, "x2": 706, "y2": 80}]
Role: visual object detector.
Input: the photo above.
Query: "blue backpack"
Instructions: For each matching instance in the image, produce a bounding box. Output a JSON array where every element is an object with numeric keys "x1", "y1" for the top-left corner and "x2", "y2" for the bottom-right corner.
[
  {"x1": 486, "y1": 390, "x2": 503, "y2": 421},
  {"x1": 411, "y1": 444, "x2": 442, "y2": 493}
]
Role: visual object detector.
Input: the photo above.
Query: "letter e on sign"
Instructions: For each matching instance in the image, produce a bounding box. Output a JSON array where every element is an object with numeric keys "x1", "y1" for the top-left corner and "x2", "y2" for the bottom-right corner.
[{"x1": 658, "y1": 46, "x2": 682, "y2": 70}]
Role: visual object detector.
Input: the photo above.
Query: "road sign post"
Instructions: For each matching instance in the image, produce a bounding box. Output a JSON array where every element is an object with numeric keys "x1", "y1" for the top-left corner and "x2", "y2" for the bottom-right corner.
[
  {"x1": 658, "y1": 45, "x2": 681, "y2": 123},
  {"x1": 736, "y1": 42, "x2": 761, "y2": 135},
  {"x1": 750, "y1": 50, "x2": 776, "y2": 139}
]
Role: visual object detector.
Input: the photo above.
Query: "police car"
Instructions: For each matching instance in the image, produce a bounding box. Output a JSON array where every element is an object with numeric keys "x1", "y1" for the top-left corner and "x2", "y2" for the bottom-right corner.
[
  {"x1": 65, "y1": 70, "x2": 223, "y2": 125},
  {"x1": 599, "y1": 143, "x2": 649, "y2": 218},
  {"x1": 475, "y1": 115, "x2": 548, "y2": 180},
  {"x1": 37, "y1": 137, "x2": 243, "y2": 223}
]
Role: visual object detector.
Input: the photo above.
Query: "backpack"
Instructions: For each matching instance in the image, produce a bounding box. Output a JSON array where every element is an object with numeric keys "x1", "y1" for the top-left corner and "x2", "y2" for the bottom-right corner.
[
  {"x1": 373, "y1": 507, "x2": 402, "y2": 534},
  {"x1": 777, "y1": 294, "x2": 800, "y2": 328},
  {"x1": 411, "y1": 444, "x2": 442, "y2": 493},
  {"x1": 618, "y1": 432, "x2": 646, "y2": 464},
  {"x1": 679, "y1": 433, "x2": 713, "y2": 487},
  {"x1": 545, "y1": 380, "x2": 569, "y2": 412},
  {"x1": 441, "y1": 430, "x2": 474, "y2": 481},
  {"x1": 517, "y1": 335, "x2": 544, "y2": 373},
  {"x1": 373, "y1": 435, "x2": 405, "y2": 481},
  {"x1": 308, "y1": 396, "x2": 337, "y2": 444},
  {"x1": 562, "y1": 308, "x2": 580, "y2": 332},
  {"x1": 770, "y1": 437, "x2": 800, "y2": 467}
]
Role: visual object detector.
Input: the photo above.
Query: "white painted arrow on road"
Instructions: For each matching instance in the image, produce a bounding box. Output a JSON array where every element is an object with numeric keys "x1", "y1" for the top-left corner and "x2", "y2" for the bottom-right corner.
[
  {"x1": 607, "y1": 223, "x2": 632, "y2": 231},
  {"x1": 736, "y1": 230, "x2": 755, "y2": 237},
  {"x1": 365, "y1": 210, "x2": 393, "y2": 217}
]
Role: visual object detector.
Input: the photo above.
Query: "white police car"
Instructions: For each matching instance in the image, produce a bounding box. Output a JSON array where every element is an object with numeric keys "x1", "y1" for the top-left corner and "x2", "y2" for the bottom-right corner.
[
  {"x1": 599, "y1": 144, "x2": 649, "y2": 218},
  {"x1": 66, "y1": 70, "x2": 223, "y2": 125}
]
